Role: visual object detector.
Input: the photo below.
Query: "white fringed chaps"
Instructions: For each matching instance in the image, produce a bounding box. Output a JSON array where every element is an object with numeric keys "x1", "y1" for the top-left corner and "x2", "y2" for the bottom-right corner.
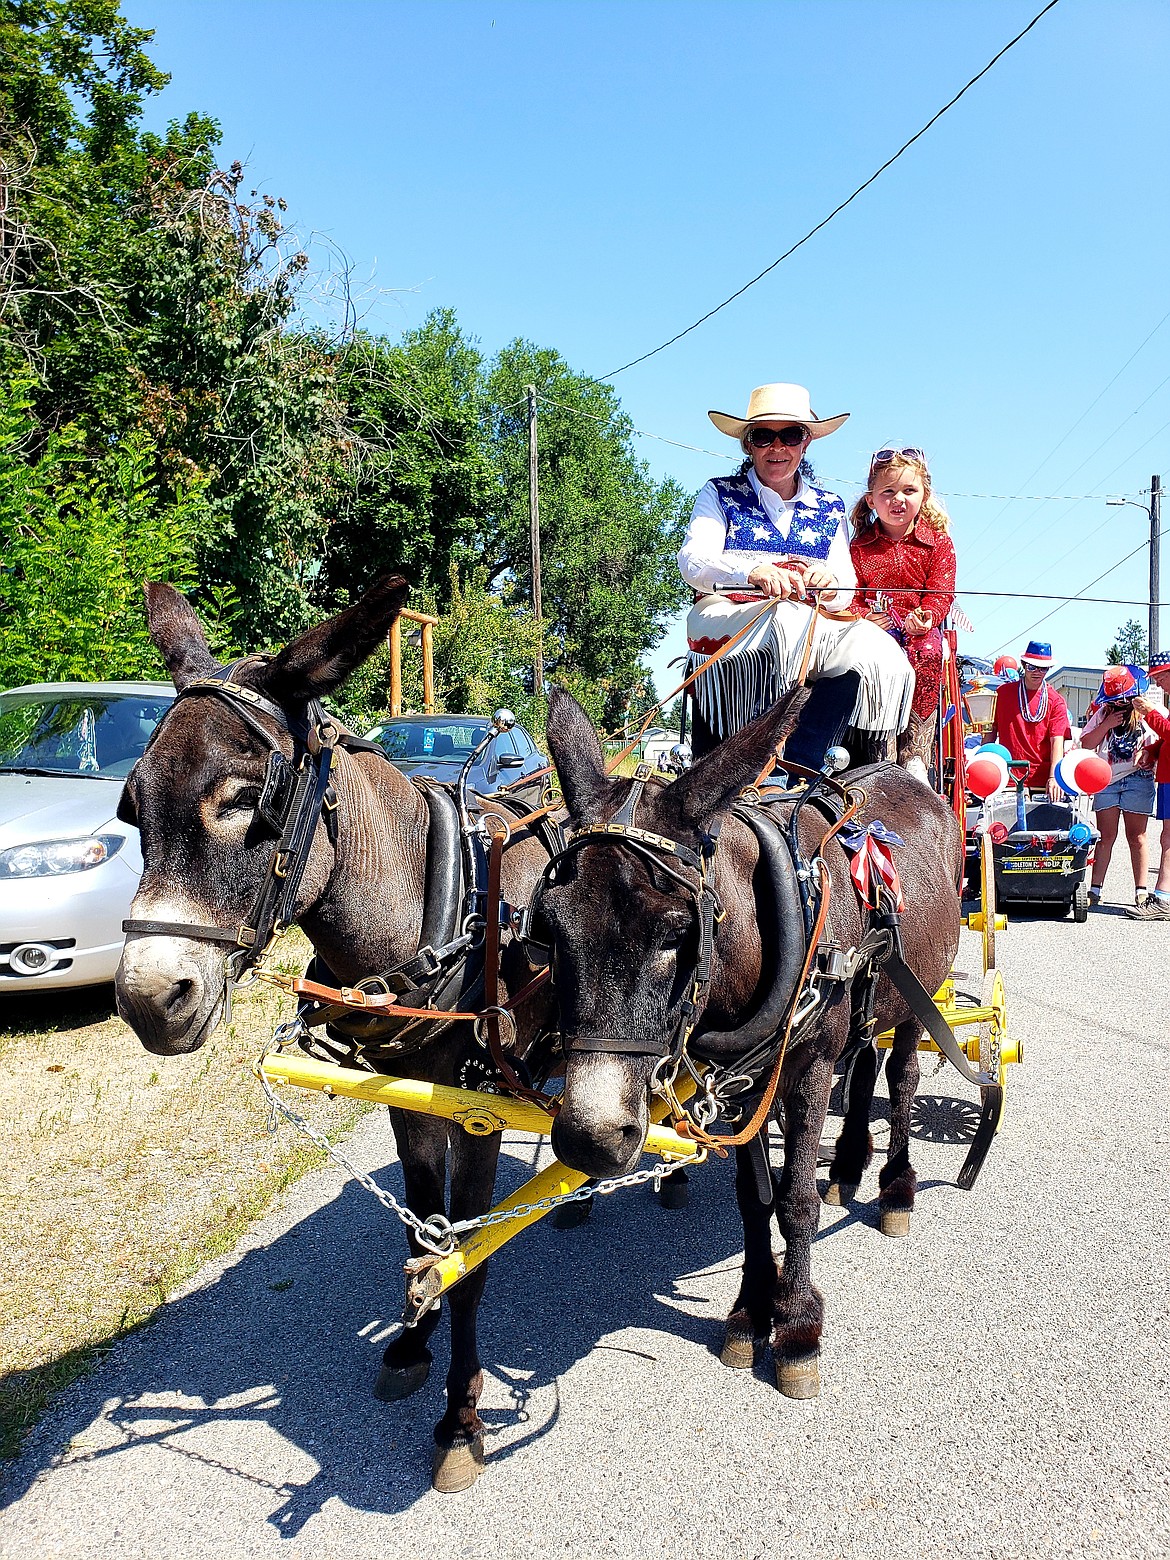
[{"x1": 685, "y1": 596, "x2": 915, "y2": 743}]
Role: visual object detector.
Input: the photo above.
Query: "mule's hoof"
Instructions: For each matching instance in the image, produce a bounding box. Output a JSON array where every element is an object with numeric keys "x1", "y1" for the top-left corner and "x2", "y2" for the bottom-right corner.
[
  {"x1": 658, "y1": 1176, "x2": 690, "y2": 1210},
  {"x1": 432, "y1": 1434, "x2": 485, "y2": 1494},
  {"x1": 823, "y1": 1181, "x2": 858, "y2": 1207},
  {"x1": 373, "y1": 1360, "x2": 430, "y2": 1402},
  {"x1": 775, "y1": 1352, "x2": 820, "y2": 1400},
  {"x1": 720, "y1": 1331, "x2": 755, "y2": 1370},
  {"x1": 551, "y1": 1195, "x2": 592, "y2": 1229},
  {"x1": 880, "y1": 1207, "x2": 912, "y2": 1238}
]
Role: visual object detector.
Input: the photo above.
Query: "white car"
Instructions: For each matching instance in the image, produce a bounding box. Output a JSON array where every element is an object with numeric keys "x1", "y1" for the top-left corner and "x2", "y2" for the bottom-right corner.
[{"x1": 0, "y1": 682, "x2": 173, "y2": 990}]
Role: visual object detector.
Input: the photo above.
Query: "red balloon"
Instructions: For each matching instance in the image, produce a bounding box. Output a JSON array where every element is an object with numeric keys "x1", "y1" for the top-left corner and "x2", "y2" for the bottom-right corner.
[
  {"x1": 1070, "y1": 752, "x2": 1112, "y2": 795},
  {"x1": 967, "y1": 752, "x2": 1008, "y2": 798}
]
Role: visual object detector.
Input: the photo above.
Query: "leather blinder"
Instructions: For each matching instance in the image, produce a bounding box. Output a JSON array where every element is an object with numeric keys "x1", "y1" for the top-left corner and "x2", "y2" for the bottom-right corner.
[{"x1": 258, "y1": 751, "x2": 296, "y2": 834}]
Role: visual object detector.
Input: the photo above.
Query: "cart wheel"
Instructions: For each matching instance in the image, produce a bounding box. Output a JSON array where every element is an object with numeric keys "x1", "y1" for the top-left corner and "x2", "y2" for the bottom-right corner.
[
  {"x1": 980, "y1": 832, "x2": 997, "y2": 972},
  {"x1": 978, "y1": 967, "x2": 1007, "y2": 1097},
  {"x1": 1072, "y1": 880, "x2": 1089, "y2": 923}
]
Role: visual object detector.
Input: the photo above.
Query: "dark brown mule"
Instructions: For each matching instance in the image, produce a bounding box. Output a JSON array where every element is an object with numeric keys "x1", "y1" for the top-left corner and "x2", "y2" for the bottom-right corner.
[
  {"x1": 114, "y1": 578, "x2": 552, "y2": 1491},
  {"x1": 541, "y1": 685, "x2": 963, "y2": 1396}
]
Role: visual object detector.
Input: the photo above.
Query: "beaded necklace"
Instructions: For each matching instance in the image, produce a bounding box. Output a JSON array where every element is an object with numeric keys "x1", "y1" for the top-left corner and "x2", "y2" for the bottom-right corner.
[{"x1": 1018, "y1": 678, "x2": 1049, "y2": 725}]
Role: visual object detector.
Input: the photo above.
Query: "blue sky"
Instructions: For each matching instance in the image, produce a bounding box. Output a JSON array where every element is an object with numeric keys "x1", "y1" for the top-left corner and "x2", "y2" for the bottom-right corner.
[{"x1": 123, "y1": 0, "x2": 1169, "y2": 694}]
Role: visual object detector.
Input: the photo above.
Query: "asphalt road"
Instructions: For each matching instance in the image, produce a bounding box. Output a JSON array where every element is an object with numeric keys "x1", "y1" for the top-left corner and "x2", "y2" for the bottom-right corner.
[{"x1": 3, "y1": 824, "x2": 1168, "y2": 1560}]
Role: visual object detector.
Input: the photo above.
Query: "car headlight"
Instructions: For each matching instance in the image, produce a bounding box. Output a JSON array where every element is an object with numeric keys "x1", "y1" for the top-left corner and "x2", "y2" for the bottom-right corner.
[{"x1": 0, "y1": 834, "x2": 126, "y2": 878}]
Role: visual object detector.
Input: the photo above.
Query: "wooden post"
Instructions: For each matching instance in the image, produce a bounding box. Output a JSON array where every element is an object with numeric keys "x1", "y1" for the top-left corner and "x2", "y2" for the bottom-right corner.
[
  {"x1": 388, "y1": 618, "x2": 402, "y2": 717},
  {"x1": 387, "y1": 609, "x2": 439, "y2": 716},
  {"x1": 527, "y1": 384, "x2": 544, "y2": 697},
  {"x1": 421, "y1": 619, "x2": 435, "y2": 713}
]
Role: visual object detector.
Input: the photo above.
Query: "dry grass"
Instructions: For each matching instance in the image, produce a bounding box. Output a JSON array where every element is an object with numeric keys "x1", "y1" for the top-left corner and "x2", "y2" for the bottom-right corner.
[{"x1": 0, "y1": 931, "x2": 368, "y2": 1460}]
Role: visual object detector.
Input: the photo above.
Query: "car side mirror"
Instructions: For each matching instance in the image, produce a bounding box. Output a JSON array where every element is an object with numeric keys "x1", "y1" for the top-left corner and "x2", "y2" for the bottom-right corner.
[{"x1": 498, "y1": 754, "x2": 524, "y2": 769}]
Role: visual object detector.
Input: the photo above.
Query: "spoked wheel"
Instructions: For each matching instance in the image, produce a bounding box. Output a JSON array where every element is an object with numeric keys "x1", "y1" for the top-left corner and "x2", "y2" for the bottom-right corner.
[
  {"x1": 978, "y1": 968, "x2": 1007, "y2": 1097},
  {"x1": 958, "y1": 966, "x2": 1009, "y2": 1192},
  {"x1": 980, "y1": 831, "x2": 998, "y2": 973},
  {"x1": 1072, "y1": 879, "x2": 1089, "y2": 922}
]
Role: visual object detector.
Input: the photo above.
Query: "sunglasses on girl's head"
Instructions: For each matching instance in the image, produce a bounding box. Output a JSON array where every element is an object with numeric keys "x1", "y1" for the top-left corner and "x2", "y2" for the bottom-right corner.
[
  {"x1": 870, "y1": 446, "x2": 927, "y2": 468},
  {"x1": 748, "y1": 425, "x2": 808, "y2": 449}
]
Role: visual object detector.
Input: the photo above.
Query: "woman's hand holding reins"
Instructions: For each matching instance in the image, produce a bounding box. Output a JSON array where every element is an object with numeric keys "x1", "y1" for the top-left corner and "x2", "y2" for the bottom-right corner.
[{"x1": 747, "y1": 561, "x2": 810, "y2": 600}]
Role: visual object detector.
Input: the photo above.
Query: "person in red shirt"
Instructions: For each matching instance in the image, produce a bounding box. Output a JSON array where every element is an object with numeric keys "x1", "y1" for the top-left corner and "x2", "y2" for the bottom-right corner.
[
  {"x1": 1128, "y1": 650, "x2": 1170, "y2": 919},
  {"x1": 850, "y1": 447, "x2": 956, "y2": 781},
  {"x1": 991, "y1": 640, "x2": 1071, "y2": 801}
]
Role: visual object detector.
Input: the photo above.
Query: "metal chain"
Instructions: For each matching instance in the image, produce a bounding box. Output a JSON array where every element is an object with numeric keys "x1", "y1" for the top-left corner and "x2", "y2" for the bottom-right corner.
[{"x1": 256, "y1": 1027, "x2": 705, "y2": 1257}]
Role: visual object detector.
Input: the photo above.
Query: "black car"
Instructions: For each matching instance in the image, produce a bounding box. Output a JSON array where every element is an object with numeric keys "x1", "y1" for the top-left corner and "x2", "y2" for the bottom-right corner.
[{"x1": 364, "y1": 714, "x2": 548, "y2": 800}]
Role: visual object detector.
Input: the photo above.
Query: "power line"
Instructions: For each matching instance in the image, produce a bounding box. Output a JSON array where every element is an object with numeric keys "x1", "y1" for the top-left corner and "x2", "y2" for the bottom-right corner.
[
  {"x1": 965, "y1": 415, "x2": 1170, "y2": 628},
  {"x1": 960, "y1": 307, "x2": 1170, "y2": 553},
  {"x1": 535, "y1": 391, "x2": 1142, "y2": 504},
  {"x1": 988, "y1": 523, "x2": 1169, "y2": 656},
  {"x1": 599, "y1": 0, "x2": 1062, "y2": 380}
]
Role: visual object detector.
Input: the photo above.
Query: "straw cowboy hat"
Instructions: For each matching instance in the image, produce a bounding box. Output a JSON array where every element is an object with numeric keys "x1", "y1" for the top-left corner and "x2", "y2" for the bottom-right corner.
[{"x1": 708, "y1": 383, "x2": 849, "y2": 442}]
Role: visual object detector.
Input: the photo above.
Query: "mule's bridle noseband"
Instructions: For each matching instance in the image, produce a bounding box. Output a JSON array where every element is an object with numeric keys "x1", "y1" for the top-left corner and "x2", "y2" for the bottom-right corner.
[{"x1": 121, "y1": 661, "x2": 344, "y2": 978}]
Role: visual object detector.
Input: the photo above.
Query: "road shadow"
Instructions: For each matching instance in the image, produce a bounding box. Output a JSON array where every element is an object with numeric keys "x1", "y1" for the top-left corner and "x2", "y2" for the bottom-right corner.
[
  {"x1": 0, "y1": 1136, "x2": 747, "y2": 1526},
  {"x1": 3, "y1": 1082, "x2": 974, "y2": 1527}
]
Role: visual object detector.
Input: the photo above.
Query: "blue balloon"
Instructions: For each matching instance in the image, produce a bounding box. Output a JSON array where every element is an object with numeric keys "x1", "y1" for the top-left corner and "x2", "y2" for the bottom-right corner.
[
  {"x1": 1069, "y1": 821, "x2": 1091, "y2": 846},
  {"x1": 977, "y1": 742, "x2": 1013, "y2": 765},
  {"x1": 1055, "y1": 757, "x2": 1082, "y2": 797}
]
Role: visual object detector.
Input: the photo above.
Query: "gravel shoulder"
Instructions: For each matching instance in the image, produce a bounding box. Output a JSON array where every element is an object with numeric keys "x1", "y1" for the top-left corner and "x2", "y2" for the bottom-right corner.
[{"x1": 1, "y1": 827, "x2": 1167, "y2": 1559}]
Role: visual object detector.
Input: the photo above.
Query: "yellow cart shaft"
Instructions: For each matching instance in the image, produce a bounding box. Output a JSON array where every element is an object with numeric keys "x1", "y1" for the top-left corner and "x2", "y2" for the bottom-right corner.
[
  {"x1": 256, "y1": 1052, "x2": 701, "y2": 1161},
  {"x1": 408, "y1": 1080, "x2": 700, "y2": 1308}
]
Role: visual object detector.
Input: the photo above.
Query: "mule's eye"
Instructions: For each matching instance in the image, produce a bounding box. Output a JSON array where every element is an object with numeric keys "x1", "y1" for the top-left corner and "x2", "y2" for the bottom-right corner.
[
  {"x1": 660, "y1": 917, "x2": 690, "y2": 951},
  {"x1": 218, "y1": 785, "x2": 260, "y2": 819}
]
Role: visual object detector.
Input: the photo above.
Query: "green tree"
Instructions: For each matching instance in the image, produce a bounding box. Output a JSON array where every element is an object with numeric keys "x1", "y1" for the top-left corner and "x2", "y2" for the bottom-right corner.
[
  {"x1": 0, "y1": 378, "x2": 215, "y2": 686},
  {"x1": 1106, "y1": 618, "x2": 1147, "y2": 666},
  {"x1": 323, "y1": 311, "x2": 493, "y2": 604},
  {"x1": 484, "y1": 342, "x2": 690, "y2": 727},
  {"x1": 2, "y1": 2, "x2": 349, "y2": 642}
]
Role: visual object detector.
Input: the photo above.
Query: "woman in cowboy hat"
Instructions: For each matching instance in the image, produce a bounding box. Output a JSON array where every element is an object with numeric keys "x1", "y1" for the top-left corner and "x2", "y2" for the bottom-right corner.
[{"x1": 678, "y1": 383, "x2": 914, "y2": 764}]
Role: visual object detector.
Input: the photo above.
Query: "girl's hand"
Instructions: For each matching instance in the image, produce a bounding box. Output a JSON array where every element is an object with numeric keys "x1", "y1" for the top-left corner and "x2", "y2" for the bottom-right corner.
[
  {"x1": 903, "y1": 608, "x2": 932, "y2": 637},
  {"x1": 867, "y1": 611, "x2": 892, "y2": 630}
]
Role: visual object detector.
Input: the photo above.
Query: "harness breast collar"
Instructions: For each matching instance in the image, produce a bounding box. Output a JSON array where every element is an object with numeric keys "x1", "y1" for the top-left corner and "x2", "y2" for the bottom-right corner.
[{"x1": 121, "y1": 661, "x2": 343, "y2": 979}]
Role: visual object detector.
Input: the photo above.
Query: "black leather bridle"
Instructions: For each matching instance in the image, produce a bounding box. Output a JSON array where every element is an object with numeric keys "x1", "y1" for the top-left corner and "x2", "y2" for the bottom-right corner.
[
  {"x1": 120, "y1": 661, "x2": 344, "y2": 980},
  {"x1": 520, "y1": 764, "x2": 724, "y2": 1067}
]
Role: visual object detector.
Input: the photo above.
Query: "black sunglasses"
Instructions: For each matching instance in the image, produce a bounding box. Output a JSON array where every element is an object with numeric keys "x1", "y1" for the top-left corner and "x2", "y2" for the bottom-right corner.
[{"x1": 748, "y1": 425, "x2": 808, "y2": 449}]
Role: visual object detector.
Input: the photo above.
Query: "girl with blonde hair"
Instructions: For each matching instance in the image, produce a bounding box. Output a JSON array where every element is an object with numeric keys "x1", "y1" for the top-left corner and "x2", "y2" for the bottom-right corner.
[{"x1": 849, "y1": 447, "x2": 957, "y2": 780}]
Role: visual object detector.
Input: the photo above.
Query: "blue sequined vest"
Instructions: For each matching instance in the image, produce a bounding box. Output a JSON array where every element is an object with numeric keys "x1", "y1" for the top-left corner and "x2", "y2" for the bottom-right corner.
[{"x1": 712, "y1": 475, "x2": 843, "y2": 561}]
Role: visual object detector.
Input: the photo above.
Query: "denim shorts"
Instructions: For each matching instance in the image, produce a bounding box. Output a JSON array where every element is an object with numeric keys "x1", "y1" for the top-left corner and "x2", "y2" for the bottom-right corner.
[
  {"x1": 1157, "y1": 782, "x2": 1170, "y2": 821},
  {"x1": 1093, "y1": 768, "x2": 1156, "y2": 816}
]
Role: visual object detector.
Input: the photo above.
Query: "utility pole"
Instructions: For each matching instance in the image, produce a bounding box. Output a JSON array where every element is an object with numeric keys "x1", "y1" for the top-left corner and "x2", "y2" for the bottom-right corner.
[
  {"x1": 526, "y1": 385, "x2": 544, "y2": 697},
  {"x1": 1151, "y1": 474, "x2": 1161, "y2": 657}
]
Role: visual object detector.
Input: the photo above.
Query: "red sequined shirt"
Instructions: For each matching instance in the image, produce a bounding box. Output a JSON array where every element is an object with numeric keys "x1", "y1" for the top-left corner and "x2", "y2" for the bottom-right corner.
[{"x1": 849, "y1": 524, "x2": 957, "y2": 625}]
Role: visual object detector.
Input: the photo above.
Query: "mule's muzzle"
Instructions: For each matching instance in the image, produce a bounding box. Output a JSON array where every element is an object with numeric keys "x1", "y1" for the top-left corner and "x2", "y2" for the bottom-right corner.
[
  {"x1": 115, "y1": 943, "x2": 223, "y2": 1055},
  {"x1": 550, "y1": 1053, "x2": 652, "y2": 1178}
]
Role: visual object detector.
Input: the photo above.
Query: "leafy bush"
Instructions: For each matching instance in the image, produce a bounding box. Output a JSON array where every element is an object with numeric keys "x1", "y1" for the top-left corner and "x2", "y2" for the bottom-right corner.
[{"x1": 0, "y1": 380, "x2": 217, "y2": 687}]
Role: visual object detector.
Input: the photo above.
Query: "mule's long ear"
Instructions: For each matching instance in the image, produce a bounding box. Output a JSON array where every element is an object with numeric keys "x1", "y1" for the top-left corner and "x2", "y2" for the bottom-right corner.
[
  {"x1": 145, "y1": 583, "x2": 220, "y2": 690},
  {"x1": 545, "y1": 686, "x2": 612, "y2": 823},
  {"x1": 667, "y1": 685, "x2": 809, "y2": 832},
  {"x1": 260, "y1": 575, "x2": 410, "y2": 705}
]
